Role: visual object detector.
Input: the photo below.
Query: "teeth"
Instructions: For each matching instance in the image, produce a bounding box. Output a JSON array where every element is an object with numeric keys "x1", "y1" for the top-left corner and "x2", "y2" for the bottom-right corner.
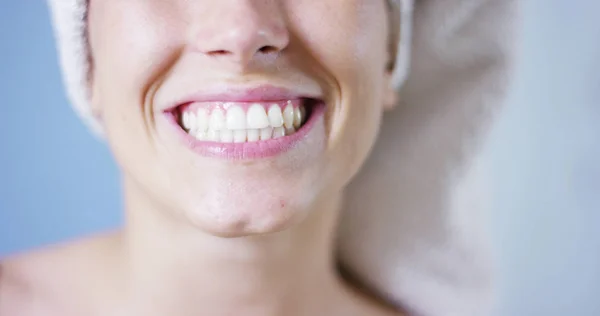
[
  {"x1": 195, "y1": 130, "x2": 207, "y2": 141},
  {"x1": 268, "y1": 105, "x2": 284, "y2": 128},
  {"x1": 196, "y1": 108, "x2": 209, "y2": 132},
  {"x1": 226, "y1": 105, "x2": 246, "y2": 130},
  {"x1": 283, "y1": 102, "x2": 294, "y2": 129},
  {"x1": 273, "y1": 127, "x2": 285, "y2": 139},
  {"x1": 183, "y1": 102, "x2": 309, "y2": 143},
  {"x1": 247, "y1": 129, "x2": 260, "y2": 142},
  {"x1": 300, "y1": 106, "x2": 306, "y2": 125},
  {"x1": 190, "y1": 113, "x2": 198, "y2": 132},
  {"x1": 183, "y1": 111, "x2": 197, "y2": 132},
  {"x1": 207, "y1": 130, "x2": 220, "y2": 142},
  {"x1": 260, "y1": 127, "x2": 273, "y2": 140},
  {"x1": 209, "y1": 109, "x2": 226, "y2": 130},
  {"x1": 220, "y1": 129, "x2": 234, "y2": 143},
  {"x1": 182, "y1": 112, "x2": 190, "y2": 130},
  {"x1": 285, "y1": 127, "x2": 296, "y2": 136},
  {"x1": 293, "y1": 107, "x2": 302, "y2": 129},
  {"x1": 234, "y1": 130, "x2": 247, "y2": 143},
  {"x1": 247, "y1": 104, "x2": 270, "y2": 129}
]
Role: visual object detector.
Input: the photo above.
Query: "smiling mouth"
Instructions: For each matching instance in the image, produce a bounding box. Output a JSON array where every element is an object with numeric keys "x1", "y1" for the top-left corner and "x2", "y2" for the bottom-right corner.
[{"x1": 175, "y1": 98, "x2": 316, "y2": 143}]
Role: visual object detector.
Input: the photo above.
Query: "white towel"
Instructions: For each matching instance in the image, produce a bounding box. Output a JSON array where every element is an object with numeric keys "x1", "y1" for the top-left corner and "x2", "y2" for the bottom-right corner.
[{"x1": 46, "y1": 1, "x2": 519, "y2": 315}]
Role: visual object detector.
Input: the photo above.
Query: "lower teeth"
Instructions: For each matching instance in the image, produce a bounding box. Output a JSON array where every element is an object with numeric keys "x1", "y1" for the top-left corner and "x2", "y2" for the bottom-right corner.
[
  {"x1": 188, "y1": 126, "x2": 297, "y2": 143},
  {"x1": 183, "y1": 120, "x2": 308, "y2": 143}
]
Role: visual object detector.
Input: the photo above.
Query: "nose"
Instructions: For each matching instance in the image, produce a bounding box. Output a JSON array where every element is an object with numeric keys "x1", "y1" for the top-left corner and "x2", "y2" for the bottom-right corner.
[{"x1": 191, "y1": 1, "x2": 290, "y2": 66}]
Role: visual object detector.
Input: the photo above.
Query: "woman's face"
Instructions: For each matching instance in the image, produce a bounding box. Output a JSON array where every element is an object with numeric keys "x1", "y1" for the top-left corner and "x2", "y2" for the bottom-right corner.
[{"x1": 88, "y1": 0, "x2": 396, "y2": 236}]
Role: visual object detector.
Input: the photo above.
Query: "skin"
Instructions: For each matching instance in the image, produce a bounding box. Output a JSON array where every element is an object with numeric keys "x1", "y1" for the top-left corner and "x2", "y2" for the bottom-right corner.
[{"x1": 0, "y1": 0, "x2": 403, "y2": 315}]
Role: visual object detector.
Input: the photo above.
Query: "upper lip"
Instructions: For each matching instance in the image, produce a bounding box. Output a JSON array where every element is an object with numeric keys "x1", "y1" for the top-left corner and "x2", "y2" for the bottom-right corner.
[{"x1": 161, "y1": 84, "x2": 323, "y2": 112}]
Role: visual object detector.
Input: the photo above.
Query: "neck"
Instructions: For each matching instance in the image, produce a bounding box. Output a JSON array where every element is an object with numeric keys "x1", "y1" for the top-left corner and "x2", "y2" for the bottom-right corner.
[{"x1": 121, "y1": 178, "x2": 347, "y2": 316}]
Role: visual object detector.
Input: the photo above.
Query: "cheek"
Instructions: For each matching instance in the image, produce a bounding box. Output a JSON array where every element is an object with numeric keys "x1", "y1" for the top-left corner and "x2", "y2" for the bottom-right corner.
[
  {"x1": 289, "y1": 2, "x2": 388, "y2": 185},
  {"x1": 289, "y1": 1, "x2": 388, "y2": 87},
  {"x1": 90, "y1": 1, "x2": 187, "y2": 162},
  {"x1": 88, "y1": 1, "x2": 190, "y2": 201},
  {"x1": 90, "y1": 0, "x2": 185, "y2": 120}
]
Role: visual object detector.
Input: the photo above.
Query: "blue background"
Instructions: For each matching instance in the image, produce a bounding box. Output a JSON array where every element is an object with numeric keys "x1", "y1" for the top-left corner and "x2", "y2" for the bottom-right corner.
[{"x1": 1, "y1": 1, "x2": 599, "y2": 315}]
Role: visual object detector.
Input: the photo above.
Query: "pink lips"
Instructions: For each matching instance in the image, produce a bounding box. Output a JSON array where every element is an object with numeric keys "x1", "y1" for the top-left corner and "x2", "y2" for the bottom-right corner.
[{"x1": 159, "y1": 85, "x2": 325, "y2": 160}]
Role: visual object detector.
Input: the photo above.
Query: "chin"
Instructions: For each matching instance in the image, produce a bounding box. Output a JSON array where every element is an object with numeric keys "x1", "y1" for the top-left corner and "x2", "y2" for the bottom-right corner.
[{"x1": 178, "y1": 173, "x2": 319, "y2": 237}]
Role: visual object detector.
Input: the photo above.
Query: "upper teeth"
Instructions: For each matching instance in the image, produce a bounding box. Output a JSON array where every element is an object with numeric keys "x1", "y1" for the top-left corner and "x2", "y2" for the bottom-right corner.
[{"x1": 181, "y1": 101, "x2": 306, "y2": 143}]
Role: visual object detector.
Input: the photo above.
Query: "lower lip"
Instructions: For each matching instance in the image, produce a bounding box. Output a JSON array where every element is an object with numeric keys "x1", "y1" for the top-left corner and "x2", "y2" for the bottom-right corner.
[{"x1": 161, "y1": 102, "x2": 325, "y2": 160}]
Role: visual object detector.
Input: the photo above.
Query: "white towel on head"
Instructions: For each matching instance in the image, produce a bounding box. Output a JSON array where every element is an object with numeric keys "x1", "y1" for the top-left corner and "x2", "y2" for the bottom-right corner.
[{"x1": 46, "y1": 0, "x2": 519, "y2": 315}]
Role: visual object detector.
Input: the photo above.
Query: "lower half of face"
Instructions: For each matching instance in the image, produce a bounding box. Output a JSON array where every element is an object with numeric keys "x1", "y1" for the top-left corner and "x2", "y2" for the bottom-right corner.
[{"x1": 89, "y1": 0, "x2": 392, "y2": 236}]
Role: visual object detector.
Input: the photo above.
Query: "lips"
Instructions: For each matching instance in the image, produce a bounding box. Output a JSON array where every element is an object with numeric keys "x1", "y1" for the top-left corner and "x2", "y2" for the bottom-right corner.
[{"x1": 159, "y1": 86, "x2": 325, "y2": 160}]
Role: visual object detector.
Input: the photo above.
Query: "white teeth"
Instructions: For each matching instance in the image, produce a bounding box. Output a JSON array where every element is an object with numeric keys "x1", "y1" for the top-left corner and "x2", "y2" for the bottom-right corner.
[
  {"x1": 182, "y1": 111, "x2": 190, "y2": 130},
  {"x1": 189, "y1": 112, "x2": 198, "y2": 132},
  {"x1": 220, "y1": 129, "x2": 234, "y2": 143},
  {"x1": 247, "y1": 129, "x2": 260, "y2": 142},
  {"x1": 234, "y1": 130, "x2": 247, "y2": 143},
  {"x1": 183, "y1": 102, "x2": 309, "y2": 143},
  {"x1": 207, "y1": 130, "x2": 220, "y2": 142},
  {"x1": 195, "y1": 130, "x2": 207, "y2": 141},
  {"x1": 209, "y1": 109, "x2": 226, "y2": 130},
  {"x1": 196, "y1": 108, "x2": 209, "y2": 132},
  {"x1": 293, "y1": 107, "x2": 302, "y2": 129},
  {"x1": 283, "y1": 103, "x2": 294, "y2": 129},
  {"x1": 226, "y1": 105, "x2": 246, "y2": 130},
  {"x1": 260, "y1": 127, "x2": 273, "y2": 140},
  {"x1": 273, "y1": 127, "x2": 285, "y2": 139},
  {"x1": 268, "y1": 105, "x2": 284, "y2": 128},
  {"x1": 247, "y1": 104, "x2": 270, "y2": 129}
]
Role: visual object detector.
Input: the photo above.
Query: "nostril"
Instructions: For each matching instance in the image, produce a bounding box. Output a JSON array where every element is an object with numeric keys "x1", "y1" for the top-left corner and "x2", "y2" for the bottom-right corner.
[
  {"x1": 258, "y1": 46, "x2": 279, "y2": 54},
  {"x1": 207, "y1": 46, "x2": 278, "y2": 58}
]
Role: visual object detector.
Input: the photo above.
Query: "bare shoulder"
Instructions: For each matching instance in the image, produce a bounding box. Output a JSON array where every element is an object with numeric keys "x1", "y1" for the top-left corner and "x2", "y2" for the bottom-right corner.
[{"x1": 0, "y1": 231, "x2": 122, "y2": 316}]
